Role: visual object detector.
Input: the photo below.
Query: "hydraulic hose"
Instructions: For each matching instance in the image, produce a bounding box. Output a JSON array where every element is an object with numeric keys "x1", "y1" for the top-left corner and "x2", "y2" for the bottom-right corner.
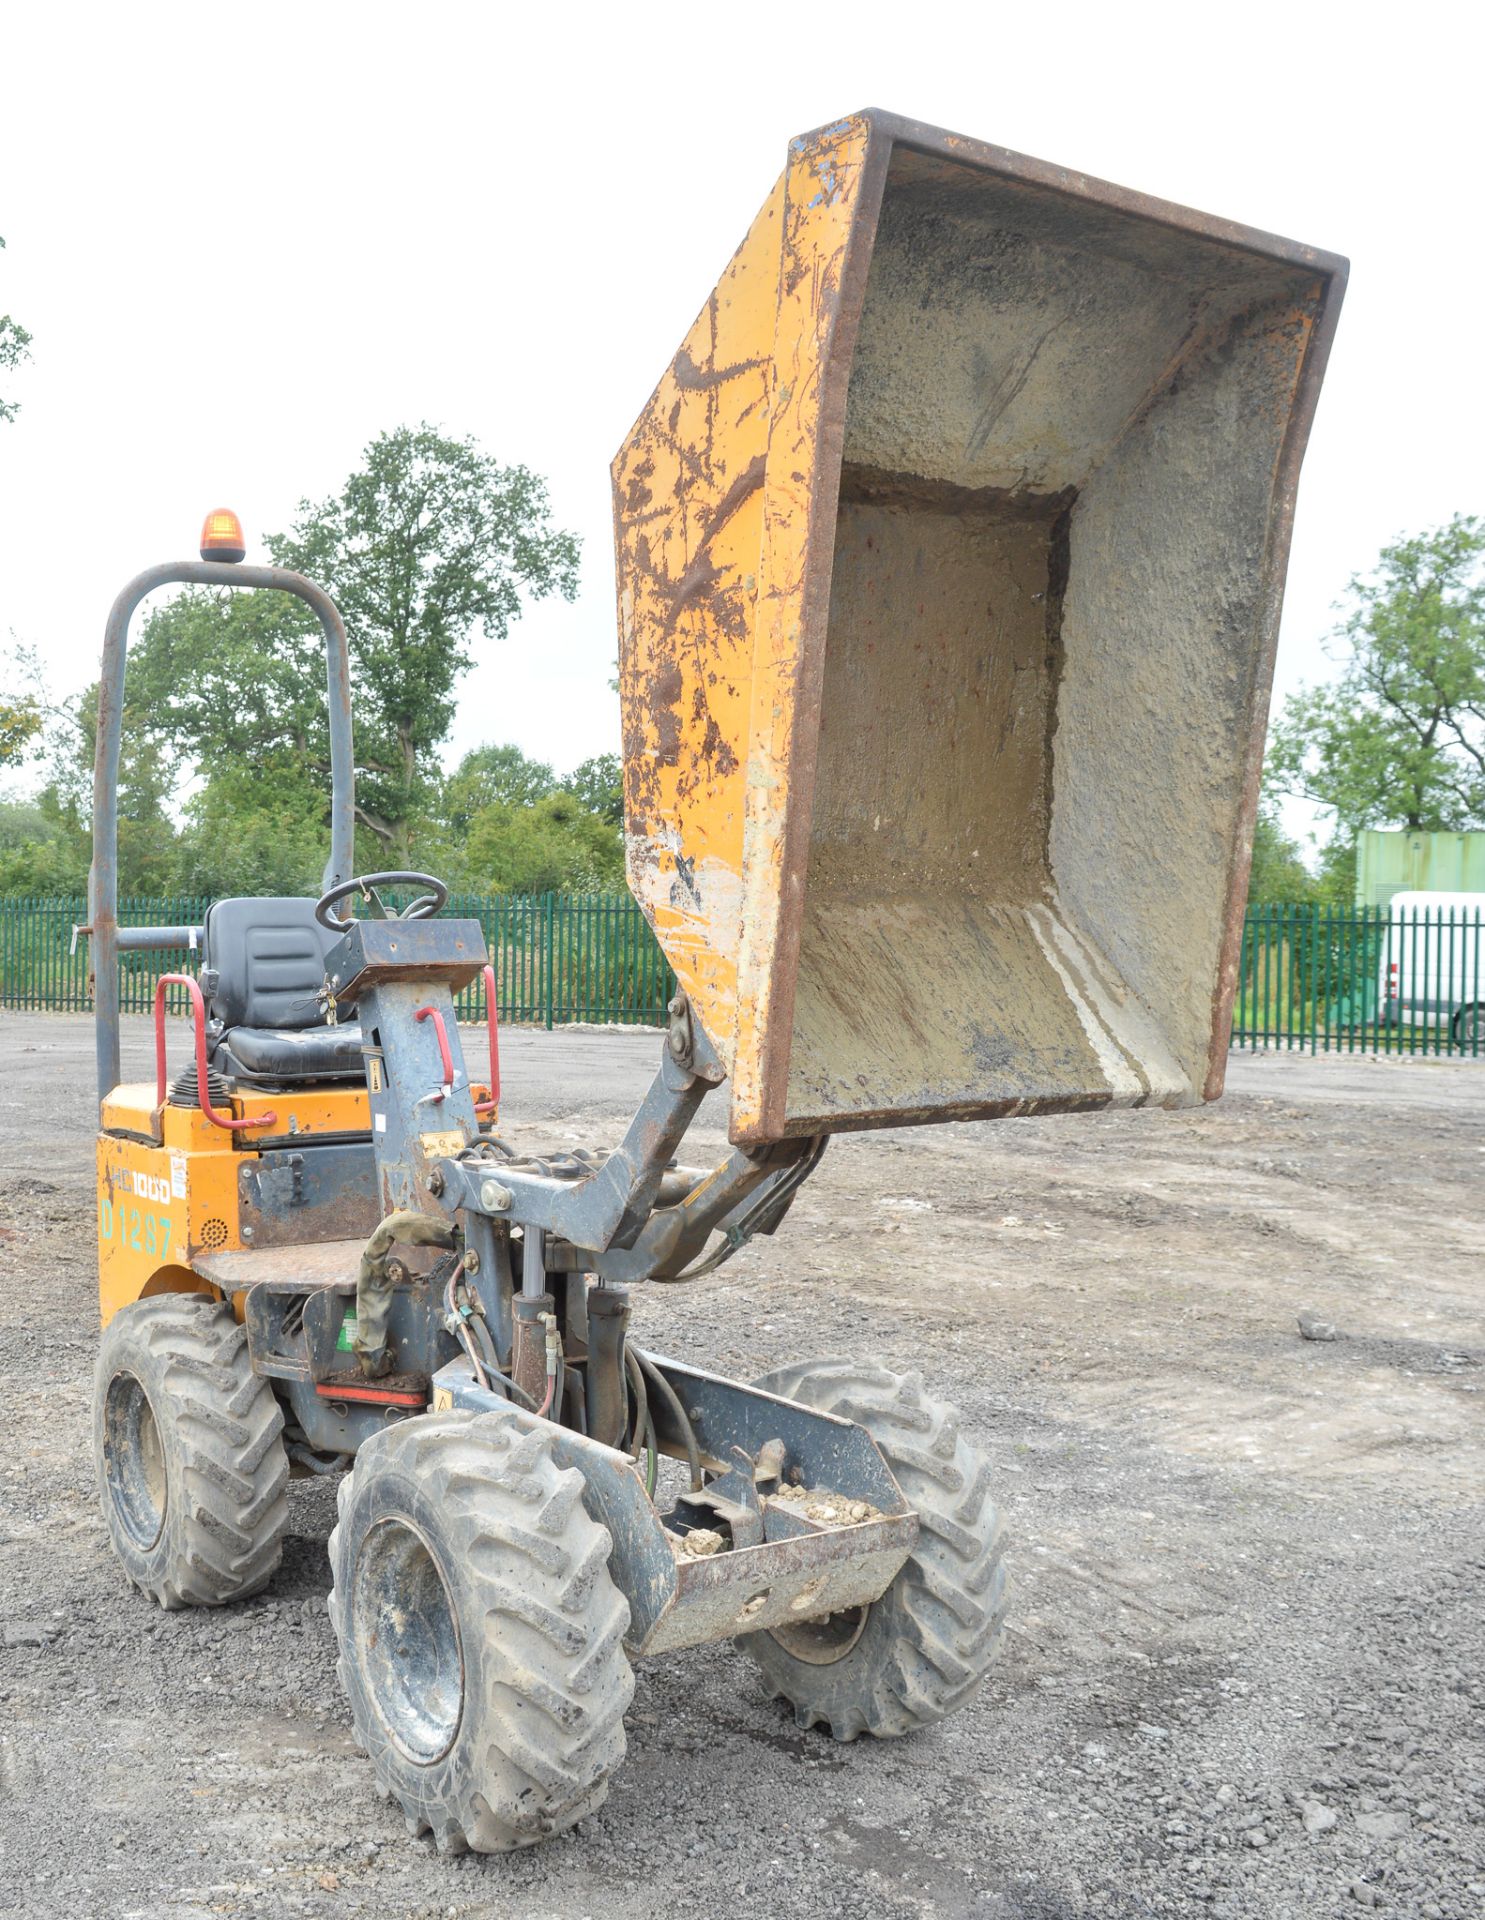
[
  {"x1": 632, "y1": 1346, "x2": 704, "y2": 1491},
  {"x1": 651, "y1": 1137, "x2": 828, "y2": 1284}
]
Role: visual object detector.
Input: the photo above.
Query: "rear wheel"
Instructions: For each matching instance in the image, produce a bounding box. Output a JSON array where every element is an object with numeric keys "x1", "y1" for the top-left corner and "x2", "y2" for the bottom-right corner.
[
  {"x1": 1453, "y1": 1004, "x2": 1484, "y2": 1051},
  {"x1": 328, "y1": 1407, "x2": 633, "y2": 1852},
  {"x1": 739, "y1": 1359, "x2": 1007, "y2": 1740},
  {"x1": 94, "y1": 1297, "x2": 289, "y2": 1608}
]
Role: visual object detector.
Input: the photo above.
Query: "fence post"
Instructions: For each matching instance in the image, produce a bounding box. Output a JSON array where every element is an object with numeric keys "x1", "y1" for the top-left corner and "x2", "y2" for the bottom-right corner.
[{"x1": 543, "y1": 892, "x2": 555, "y2": 1031}]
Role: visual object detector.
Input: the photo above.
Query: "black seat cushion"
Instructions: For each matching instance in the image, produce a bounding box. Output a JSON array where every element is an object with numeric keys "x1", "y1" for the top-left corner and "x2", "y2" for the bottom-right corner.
[
  {"x1": 201, "y1": 896, "x2": 364, "y2": 1087},
  {"x1": 216, "y1": 1022, "x2": 365, "y2": 1083}
]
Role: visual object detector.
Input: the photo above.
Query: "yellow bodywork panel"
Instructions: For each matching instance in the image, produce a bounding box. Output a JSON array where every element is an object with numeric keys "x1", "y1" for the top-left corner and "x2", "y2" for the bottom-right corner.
[
  {"x1": 96, "y1": 1082, "x2": 369, "y2": 1326},
  {"x1": 615, "y1": 120, "x2": 874, "y2": 1135},
  {"x1": 613, "y1": 109, "x2": 1346, "y2": 1145}
]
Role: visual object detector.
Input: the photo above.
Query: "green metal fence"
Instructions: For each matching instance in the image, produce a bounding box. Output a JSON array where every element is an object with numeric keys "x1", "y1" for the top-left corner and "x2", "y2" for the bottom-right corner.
[
  {"x1": 5, "y1": 896, "x2": 1482, "y2": 1057},
  {"x1": 0, "y1": 893, "x2": 677, "y2": 1028},
  {"x1": 1234, "y1": 904, "x2": 1485, "y2": 1055}
]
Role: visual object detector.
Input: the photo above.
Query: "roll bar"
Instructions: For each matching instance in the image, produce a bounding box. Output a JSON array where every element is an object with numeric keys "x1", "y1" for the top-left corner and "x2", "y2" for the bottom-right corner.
[{"x1": 89, "y1": 560, "x2": 355, "y2": 1104}]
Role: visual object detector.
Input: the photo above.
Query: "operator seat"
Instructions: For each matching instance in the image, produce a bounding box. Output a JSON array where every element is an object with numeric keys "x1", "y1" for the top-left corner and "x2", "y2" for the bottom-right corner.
[{"x1": 200, "y1": 896, "x2": 364, "y2": 1086}]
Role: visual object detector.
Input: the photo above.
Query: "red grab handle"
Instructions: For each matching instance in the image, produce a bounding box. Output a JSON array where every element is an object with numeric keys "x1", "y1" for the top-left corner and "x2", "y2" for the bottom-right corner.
[
  {"x1": 476, "y1": 964, "x2": 500, "y2": 1117},
  {"x1": 154, "y1": 974, "x2": 275, "y2": 1131},
  {"x1": 414, "y1": 1004, "x2": 456, "y2": 1095}
]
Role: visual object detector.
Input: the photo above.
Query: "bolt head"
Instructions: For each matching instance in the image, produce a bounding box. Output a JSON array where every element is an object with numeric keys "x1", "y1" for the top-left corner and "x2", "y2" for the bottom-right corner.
[{"x1": 479, "y1": 1180, "x2": 512, "y2": 1213}]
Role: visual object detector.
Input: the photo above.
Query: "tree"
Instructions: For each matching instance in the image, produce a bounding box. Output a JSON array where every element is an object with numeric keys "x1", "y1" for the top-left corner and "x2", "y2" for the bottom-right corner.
[
  {"x1": 116, "y1": 425, "x2": 580, "y2": 877},
  {"x1": 125, "y1": 589, "x2": 331, "y2": 777},
  {"x1": 0, "y1": 639, "x2": 44, "y2": 768},
  {"x1": 64, "y1": 682, "x2": 179, "y2": 895},
  {"x1": 270, "y1": 424, "x2": 580, "y2": 855},
  {"x1": 0, "y1": 695, "x2": 40, "y2": 768},
  {"x1": 1246, "y1": 806, "x2": 1316, "y2": 906},
  {"x1": 462, "y1": 791, "x2": 623, "y2": 894},
  {"x1": 1266, "y1": 517, "x2": 1485, "y2": 838},
  {"x1": 172, "y1": 762, "x2": 330, "y2": 898},
  {"x1": 442, "y1": 743, "x2": 556, "y2": 835},
  {"x1": 0, "y1": 236, "x2": 31, "y2": 425},
  {"x1": 568, "y1": 751, "x2": 623, "y2": 826},
  {"x1": 0, "y1": 797, "x2": 87, "y2": 894}
]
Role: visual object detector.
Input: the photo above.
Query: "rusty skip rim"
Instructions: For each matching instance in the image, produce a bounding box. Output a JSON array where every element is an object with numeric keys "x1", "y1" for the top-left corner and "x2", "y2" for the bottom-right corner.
[{"x1": 743, "y1": 109, "x2": 1349, "y2": 1144}]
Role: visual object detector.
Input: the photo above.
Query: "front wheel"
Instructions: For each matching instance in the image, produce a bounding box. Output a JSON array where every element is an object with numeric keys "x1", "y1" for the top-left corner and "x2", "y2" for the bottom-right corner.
[
  {"x1": 739, "y1": 1360, "x2": 1008, "y2": 1740},
  {"x1": 93, "y1": 1297, "x2": 289, "y2": 1608},
  {"x1": 328, "y1": 1408, "x2": 633, "y2": 1852}
]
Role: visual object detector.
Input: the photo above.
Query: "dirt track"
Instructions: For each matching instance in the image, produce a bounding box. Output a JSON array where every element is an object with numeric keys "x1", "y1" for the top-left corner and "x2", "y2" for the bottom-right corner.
[{"x1": 1, "y1": 1015, "x2": 1482, "y2": 1920}]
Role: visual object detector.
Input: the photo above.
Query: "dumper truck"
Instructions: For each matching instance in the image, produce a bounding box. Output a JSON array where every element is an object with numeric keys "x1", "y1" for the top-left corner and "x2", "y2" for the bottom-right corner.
[{"x1": 85, "y1": 110, "x2": 1346, "y2": 1851}]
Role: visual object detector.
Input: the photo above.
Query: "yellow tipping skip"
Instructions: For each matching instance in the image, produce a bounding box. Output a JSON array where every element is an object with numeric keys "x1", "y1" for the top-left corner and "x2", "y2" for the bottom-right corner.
[{"x1": 613, "y1": 110, "x2": 1346, "y2": 1145}]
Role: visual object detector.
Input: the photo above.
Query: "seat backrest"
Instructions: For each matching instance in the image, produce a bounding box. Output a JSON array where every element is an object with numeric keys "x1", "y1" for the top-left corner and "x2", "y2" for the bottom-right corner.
[{"x1": 202, "y1": 897, "x2": 337, "y2": 1032}]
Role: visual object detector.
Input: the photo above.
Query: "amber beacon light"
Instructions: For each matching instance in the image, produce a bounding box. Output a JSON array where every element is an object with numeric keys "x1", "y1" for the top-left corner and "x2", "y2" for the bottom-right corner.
[{"x1": 199, "y1": 507, "x2": 246, "y2": 564}]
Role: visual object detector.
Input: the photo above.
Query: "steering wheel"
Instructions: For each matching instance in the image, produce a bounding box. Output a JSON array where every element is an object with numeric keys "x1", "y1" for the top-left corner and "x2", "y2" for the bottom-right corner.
[{"x1": 315, "y1": 870, "x2": 450, "y2": 931}]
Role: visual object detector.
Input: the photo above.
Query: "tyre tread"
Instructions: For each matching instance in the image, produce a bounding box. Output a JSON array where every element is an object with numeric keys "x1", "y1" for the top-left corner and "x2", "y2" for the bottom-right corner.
[
  {"x1": 743, "y1": 1358, "x2": 1007, "y2": 1740},
  {"x1": 95, "y1": 1297, "x2": 288, "y2": 1610},
  {"x1": 328, "y1": 1408, "x2": 632, "y2": 1853}
]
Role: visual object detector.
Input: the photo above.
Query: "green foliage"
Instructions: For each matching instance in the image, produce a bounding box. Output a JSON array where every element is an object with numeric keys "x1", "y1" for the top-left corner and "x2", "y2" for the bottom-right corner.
[
  {"x1": 172, "y1": 763, "x2": 330, "y2": 898},
  {"x1": 128, "y1": 588, "x2": 330, "y2": 774},
  {"x1": 0, "y1": 697, "x2": 40, "y2": 767},
  {"x1": 1267, "y1": 516, "x2": 1485, "y2": 836},
  {"x1": 0, "y1": 236, "x2": 32, "y2": 425},
  {"x1": 116, "y1": 426, "x2": 582, "y2": 867},
  {"x1": 0, "y1": 640, "x2": 44, "y2": 768},
  {"x1": 1247, "y1": 807, "x2": 1317, "y2": 906},
  {"x1": 567, "y1": 751, "x2": 623, "y2": 826},
  {"x1": 64, "y1": 683, "x2": 179, "y2": 895},
  {"x1": 0, "y1": 425, "x2": 614, "y2": 901},
  {"x1": 442, "y1": 743, "x2": 556, "y2": 834},
  {"x1": 1313, "y1": 836, "x2": 1358, "y2": 908},
  {"x1": 10, "y1": 424, "x2": 591, "y2": 894},
  {"x1": 0, "y1": 636, "x2": 196, "y2": 896},
  {"x1": 0, "y1": 799, "x2": 87, "y2": 894},
  {"x1": 269, "y1": 424, "x2": 580, "y2": 853},
  {"x1": 462, "y1": 791, "x2": 624, "y2": 894},
  {"x1": 439, "y1": 746, "x2": 624, "y2": 891}
]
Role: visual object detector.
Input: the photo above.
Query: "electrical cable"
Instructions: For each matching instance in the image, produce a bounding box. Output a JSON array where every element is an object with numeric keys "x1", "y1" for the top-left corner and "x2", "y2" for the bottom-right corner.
[
  {"x1": 434, "y1": 1255, "x2": 545, "y2": 1415},
  {"x1": 494, "y1": 1372, "x2": 540, "y2": 1413},
  {"x1": 443, "y1": 1254, "x2": 505, "y2": 1395},
  {"x1": 467, "y1": 1312, "x2": 500, "y2": 1377},
  {"x1": 623, "y1": 1346, "x2": 658, "y2": 1493},
  {"x1": 651, "y1": 1136, "x2": 829, "y2": 1284},
  {"x1": 632, "y1": 1345, "x2": 704, "y2": 1491}
]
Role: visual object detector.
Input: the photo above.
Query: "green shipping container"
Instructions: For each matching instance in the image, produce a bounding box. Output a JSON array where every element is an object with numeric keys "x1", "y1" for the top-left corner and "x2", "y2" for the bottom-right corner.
[{"x1": 1355, "y1": 830, "x2": 1485, "y2": 909}]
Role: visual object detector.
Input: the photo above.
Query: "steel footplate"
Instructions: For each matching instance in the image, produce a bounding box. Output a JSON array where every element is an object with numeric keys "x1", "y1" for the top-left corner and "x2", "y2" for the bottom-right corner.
[{"x1": 431, "y1": 1354, "x2": 918, "y2": 1656}]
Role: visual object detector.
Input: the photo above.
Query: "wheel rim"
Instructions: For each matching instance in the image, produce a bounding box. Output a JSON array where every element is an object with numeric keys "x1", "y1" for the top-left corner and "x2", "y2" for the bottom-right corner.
[
  {"x1": 767, "y1": 1603, "x2": 870, "y2": 1666},
  {"x1": 353, "y1": 1518, "x2": 464, "y2": 1763},
  {"x1": 103, "y1": 1371, "x2": 167, "y2": 1549}
]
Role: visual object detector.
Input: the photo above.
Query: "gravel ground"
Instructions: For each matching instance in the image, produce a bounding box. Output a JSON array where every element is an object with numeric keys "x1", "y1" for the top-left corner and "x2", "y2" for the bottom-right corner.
[{"x1": 0, "y1": 1014, "x2": 1482, "y2": 1920}]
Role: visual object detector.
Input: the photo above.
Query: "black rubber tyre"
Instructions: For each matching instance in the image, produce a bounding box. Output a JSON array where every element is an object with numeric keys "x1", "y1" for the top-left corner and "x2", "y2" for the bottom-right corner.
[
  {"x1": 740, "y1": 1359, "x2": 1008, "y2": 1740},
  {"x1": 328, "y1": 1408, "x2": 633, "y2": 1853},
  {"x1": 93, "y1": 1296, "x2": 289, "y2": 1609},
  {"x1": 1453, "y1": 1004, "x2": 1484, "y2": 1051}
]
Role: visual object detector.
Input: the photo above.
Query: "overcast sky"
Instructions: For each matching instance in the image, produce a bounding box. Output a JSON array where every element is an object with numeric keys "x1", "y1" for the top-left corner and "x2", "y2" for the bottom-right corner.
[{"x1": 2, "y1": 3, "x2": 1480, "y2": 853}]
